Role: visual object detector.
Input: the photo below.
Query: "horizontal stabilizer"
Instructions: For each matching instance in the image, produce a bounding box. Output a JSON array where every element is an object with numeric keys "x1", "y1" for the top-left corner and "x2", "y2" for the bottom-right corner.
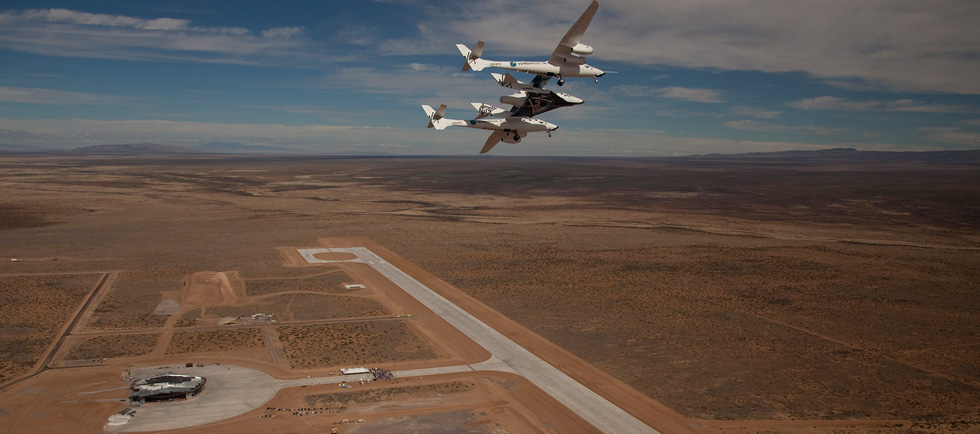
[
  {"x1": 492, "y1": 72, "x2": 518, "y2": 87},
  {"x1": 458, "y1": 41, "x2": 488, "y2": 72},
  {"x1": 422, "y1": 104, "x2": 449, "y2": 130},
  {"x1": 469, "y1": 59, "x2": 489, "y2": 71},
  {"x1": 470, "y1": 102, "x2": 509, "y2": 119}
]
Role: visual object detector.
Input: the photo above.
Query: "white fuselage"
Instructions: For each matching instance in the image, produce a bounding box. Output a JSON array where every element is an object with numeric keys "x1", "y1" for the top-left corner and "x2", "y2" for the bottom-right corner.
[
  {"x1": 421, "y1": 103, "x2": 557, "y2": 153},
  {"x1": 479, "y1": 60, "x2": 604, "y2": 79},
  {"x1": 451, "y1": 116, "x2": 557, "y2": 133}
]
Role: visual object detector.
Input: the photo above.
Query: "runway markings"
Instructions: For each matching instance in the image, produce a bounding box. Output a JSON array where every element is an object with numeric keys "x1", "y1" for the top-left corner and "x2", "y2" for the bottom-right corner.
[{"x1": 298, "y1": 247, "x2": 661, "y2": 434}]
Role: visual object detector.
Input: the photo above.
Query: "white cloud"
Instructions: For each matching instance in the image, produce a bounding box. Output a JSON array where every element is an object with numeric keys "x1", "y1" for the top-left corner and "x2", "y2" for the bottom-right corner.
[
  {"x1": 262, "y1": 27, "x2": 303, "y2": 39},
  {"x1": 724, "y1": 119, "x2": 785, "y2": 132},
  {"x1": 5, "y1": 3, "x2": 980, "y2": 94},
  {"x1": 732, "y1": 106, "x2": 782, "y2": 119},
  {"x1": 0, "y1": 9, "x2": 315, "y2": 65},
  {"x1": 400, "y1": 0, "x2": 980, "y2": 94},
  {"x1": 919, "y1": 126, "x2": 980, "y2": 147},
  {"x1": 22, "y1": 8, "x2": 191, "y2": 30},
  {"x1": 247, "y1": 105, "x2": 335, "y2": 116},
  {"x1": 0, "y1": 86, "x2": 127, "y2": 105},
  {"x1": 408, "y1": 63, "x2": 441, "y2": 72},
  {"x1": 789, "y1": 96, "x2": 881, "y2": 111},
  {"x1": 317, "y1": 64, "x2": 505, "y2": 110},
  {"x1": 724, "y1": 119, "x2": 847, "y2": 136},
  {"x1": 806, "y1": 125, "x2": 849, "y2": 136},
  {"x1": 789, "y1": 96, "x2": 978, "y2": 113},
  {"x1": 658, "y1": 87, "x2": 724, "y2": 103},
  {"x1": 883, "y1": 99, "x2": 976, "y2": 113},
  {"x1": 612, "y1": 85, "x2": 723, "y2": 103}
]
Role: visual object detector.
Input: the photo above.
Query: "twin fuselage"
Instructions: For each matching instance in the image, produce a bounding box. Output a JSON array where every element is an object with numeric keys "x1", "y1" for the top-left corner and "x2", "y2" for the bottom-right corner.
[
  {"x1": 456, "y1": 117, "x2": 558, "y2": 135},
  {"x1": 475, "y1": 60, "x2": 605, "y2": 82},
  {"x1": 424, "y1": 107, "x2": 558, "y2": 137}
]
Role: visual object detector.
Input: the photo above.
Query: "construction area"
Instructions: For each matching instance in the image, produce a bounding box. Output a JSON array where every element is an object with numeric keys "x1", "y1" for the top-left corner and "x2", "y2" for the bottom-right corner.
[{"x1": 0, "y1": 238, "x2": 686, "y2": 433}]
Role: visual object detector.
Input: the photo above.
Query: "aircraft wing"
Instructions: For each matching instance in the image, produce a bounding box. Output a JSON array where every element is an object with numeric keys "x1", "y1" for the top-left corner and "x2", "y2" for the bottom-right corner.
[
  {"x1": 530, "y1": 74, "x2": 553, "y2": 89},
  {"x1": 480, "y1": 131, "x2": 506, "y2": 154},
  {"x1": 550, "y1": 0, "x2": 599, "y2": 63}
]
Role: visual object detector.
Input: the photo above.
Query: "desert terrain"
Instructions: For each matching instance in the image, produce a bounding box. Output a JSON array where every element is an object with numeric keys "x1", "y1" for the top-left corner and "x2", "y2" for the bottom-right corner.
[{"x1": 0, "y1": 152, "x2": 978, "y2": 433}]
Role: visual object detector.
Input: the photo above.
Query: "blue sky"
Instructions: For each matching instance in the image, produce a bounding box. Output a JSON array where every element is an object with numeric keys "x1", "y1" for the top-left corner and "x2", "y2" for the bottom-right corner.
[{"x1": 1, "y1": 0, "x2": 979, "y2": 156}]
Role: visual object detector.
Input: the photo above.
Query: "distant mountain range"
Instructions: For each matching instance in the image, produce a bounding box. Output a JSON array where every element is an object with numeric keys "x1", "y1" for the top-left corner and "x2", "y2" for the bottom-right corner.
[
  {"x1": 65, "y1": 143, "x2": 203, "y2": 154},
  {"x1": 192, "y1": 141, "x2": 295, "y2": 154},
  {"x1": 44, "y1": 142, "x2": 296, "y2": 155},
  {"x1": 1, "y1": 143, "x2": 978, "y2": 162},
  {"x1": 0, "y1": 143, "x2": 50, "y2": 154},
  {"x1": 695, "y1": 147, "x2": 980, "y2": 163}
]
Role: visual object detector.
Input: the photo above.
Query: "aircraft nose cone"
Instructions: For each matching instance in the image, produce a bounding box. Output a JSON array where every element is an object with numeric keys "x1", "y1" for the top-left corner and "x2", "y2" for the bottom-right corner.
[
  {"x1": 563, "y1": 94, "x2": 584, "y2": 104},
  {"x1": 547, "y1": 123, "x2": 558, "y2": 131}
]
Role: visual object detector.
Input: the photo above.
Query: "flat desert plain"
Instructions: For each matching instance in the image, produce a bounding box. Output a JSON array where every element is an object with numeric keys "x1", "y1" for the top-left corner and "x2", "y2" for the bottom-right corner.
[{"x1": 0, "y1": 152, "x2": 978, "y2": 433}]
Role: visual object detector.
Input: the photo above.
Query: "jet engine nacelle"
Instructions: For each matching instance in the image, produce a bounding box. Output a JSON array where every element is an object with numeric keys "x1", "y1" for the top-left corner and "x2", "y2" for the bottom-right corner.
[
  {"x1": 500, "y1": 130, "x2": 527, "y2": 143},
  {"x1": 500, "y1": 92, "x2": 528, "y2": 107},
  {"x1": 556, "y1": 54, "x2": 587, "y2": 65},
  {"x1": 571, "y1": 43, "x2": 593, "y2": 55}
]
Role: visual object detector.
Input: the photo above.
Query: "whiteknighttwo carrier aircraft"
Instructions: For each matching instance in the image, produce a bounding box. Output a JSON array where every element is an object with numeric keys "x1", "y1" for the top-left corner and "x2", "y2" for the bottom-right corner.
[
  {"x1": 422, "y1": 104, "x2": 558, "y2": 154},
  {"x1": 457, "y1": 0, "x2": 604, "y2": 85}
]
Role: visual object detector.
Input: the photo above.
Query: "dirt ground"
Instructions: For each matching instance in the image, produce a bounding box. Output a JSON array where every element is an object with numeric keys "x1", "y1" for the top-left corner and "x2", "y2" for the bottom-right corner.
[
  {"x1": 0, "y1": 273, "x2": 98, "y2": 383},
  {"x1": 1, "y1": 154, "x2": 978, "y2": 433}
]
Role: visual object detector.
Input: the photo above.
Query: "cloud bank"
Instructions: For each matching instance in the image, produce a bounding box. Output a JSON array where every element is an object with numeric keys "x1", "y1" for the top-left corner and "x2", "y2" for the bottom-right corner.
[
  {"x1": 0, "y1": 8, "x2": 314, "y2": 65},
  {"x1": 410, "y1": 0, "x2": 980, "y2": 94}
]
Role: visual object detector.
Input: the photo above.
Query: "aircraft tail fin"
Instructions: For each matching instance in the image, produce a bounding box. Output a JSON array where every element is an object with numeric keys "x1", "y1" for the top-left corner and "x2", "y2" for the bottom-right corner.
[
  {"x1": 421, "y1": 104, "x2": 450, "y2": 130},
  {"x1": 457, "y1": 41, "x2": 488, "y2": 71},
  {"x1": 492, "y1": 72, "x2": 519, "y2": 87},
  {"x1": 470, "y1": 102, "x2": 508, "y2": 119},
  {"x1": 492, "y1": 73, "x2": 550, "y2": 93},
  {"x1": 471, "y1": 41, "x2": 485, "y2": 59}
]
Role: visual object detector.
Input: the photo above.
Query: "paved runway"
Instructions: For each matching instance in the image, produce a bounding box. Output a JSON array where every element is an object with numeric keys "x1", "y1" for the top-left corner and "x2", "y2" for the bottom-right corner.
[
  {"x1": 309, "y1": 247, "x2": 661, "y2": 434},
  {"x1": 112, "y1": 247, "x2": 660, "y2": 433}
]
